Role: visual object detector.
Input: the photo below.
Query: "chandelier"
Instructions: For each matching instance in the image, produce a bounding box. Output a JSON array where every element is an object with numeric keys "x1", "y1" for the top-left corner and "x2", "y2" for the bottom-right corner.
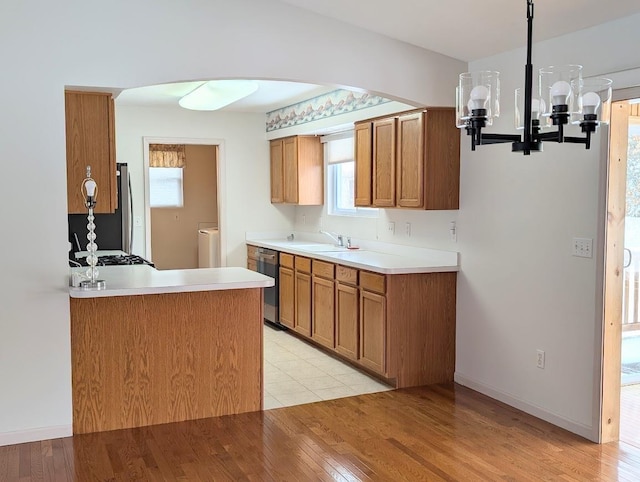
[{"x1": 456, "y1": 0, "x2": 612, "y2": 155}]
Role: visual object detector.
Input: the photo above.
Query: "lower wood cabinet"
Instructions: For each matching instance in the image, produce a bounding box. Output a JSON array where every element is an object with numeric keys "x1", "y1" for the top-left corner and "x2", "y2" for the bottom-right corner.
[
  {"x1": 359, "y1": 289, "x2": 386, "y2": 374},
  {"x1": 335, "y1": 283, "x2": 359, "y2": 361},
  {"x1": 312, "y1": 276, "x2": 335, "y2": 348},
  {"x1": 268, "y1": 246, "x2": 457, "y2": 389},
  {"x1": 279, "y1": 266, "x2": 295, "y2": 329},
  {"x1": 295, "y1": 271, "x2": 312, "y2": 336}
]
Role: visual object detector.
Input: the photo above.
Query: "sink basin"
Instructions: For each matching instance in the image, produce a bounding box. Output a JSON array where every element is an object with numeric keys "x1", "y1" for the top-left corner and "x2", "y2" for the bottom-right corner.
[{"x1": 292, "y1": 244, "x2": 348, "y2": 252}]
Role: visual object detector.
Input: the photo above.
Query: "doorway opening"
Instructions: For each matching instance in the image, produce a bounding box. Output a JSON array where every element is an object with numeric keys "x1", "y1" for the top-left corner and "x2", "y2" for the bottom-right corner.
[{"x1": 143, "y1": 137, "x2": 225, "y2": 270}]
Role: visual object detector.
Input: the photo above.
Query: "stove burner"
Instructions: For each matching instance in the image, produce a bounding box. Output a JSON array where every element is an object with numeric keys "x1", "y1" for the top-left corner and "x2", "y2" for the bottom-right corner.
[{"x1": 71, "y1": 254, "x2": 154, "y2": 267}]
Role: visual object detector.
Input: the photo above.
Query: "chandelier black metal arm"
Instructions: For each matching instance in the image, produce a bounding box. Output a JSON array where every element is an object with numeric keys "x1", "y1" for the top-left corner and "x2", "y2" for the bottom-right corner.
[{"x1": 463, "y1": 0, "x2": 597, "y2": 155}]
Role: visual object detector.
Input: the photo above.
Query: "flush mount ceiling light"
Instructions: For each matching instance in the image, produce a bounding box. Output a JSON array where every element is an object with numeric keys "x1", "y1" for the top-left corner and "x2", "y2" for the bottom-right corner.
[
  {"x1": 456, "y1": 0, "x2": 612, "y2": 155},
  {"x1": 179, "y1": 80, "x2": 259, "y2": 111}
]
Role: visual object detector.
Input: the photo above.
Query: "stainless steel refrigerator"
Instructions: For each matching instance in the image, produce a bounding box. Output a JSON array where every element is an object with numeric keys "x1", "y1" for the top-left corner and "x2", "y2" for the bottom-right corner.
[{"x1": 68, "y1": 163, "x2": 132, "y2": 255}]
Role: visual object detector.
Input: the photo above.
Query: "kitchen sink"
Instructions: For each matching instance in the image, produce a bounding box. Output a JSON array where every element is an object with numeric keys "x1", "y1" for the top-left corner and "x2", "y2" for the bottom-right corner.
[{"x1": 292, "y1": 244, "x2": 349, "y2": 252}]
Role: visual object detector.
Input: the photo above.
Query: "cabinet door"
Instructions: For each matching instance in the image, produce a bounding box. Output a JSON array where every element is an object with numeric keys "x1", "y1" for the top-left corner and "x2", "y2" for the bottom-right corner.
[
  {"x1": 354, "y1": 122, "x2": 372, "y2": 207},
  {"x1": 295, "y1": 271, "x2": 311, "y2": 336},
  {"x1": 283, "y1": 137, "x2": 299, "y2": 203},
  {"x1": 335, "y1": 283, "x2": 359, "y2": 360},
  {"x1": 424, "y1": 108, "x2": 460, "y2": 210},
  {"x1": 372, "y1": 117, "x2": 396, "y2": 207},
  {"x1": 270, "y1": 139, "x2": 284, "y2": 203},
  {"x1": 279, "y1": 266, "x2": 295, "y2": 329},
  {"x1": 396, "y1": 112, "x2": 424, "y2": 208},
  {"x1": 312, "y1": 276, "x2": 335, "y2": 348},
  {"x1": 359, "y1": 290, "x2": 386, "y2": 375},
  {"x1": 65, "y1": 91, "x2": 117, "y2": 214}
]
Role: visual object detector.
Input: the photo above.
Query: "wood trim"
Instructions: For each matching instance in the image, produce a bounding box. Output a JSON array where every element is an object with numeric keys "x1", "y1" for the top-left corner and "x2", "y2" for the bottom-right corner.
[
  {"x1": 70, "y1": 289, "x2": 263, "y2": 434},
  {"x1": 601, "y1": 101, "x2": 629, "y2": 442}
]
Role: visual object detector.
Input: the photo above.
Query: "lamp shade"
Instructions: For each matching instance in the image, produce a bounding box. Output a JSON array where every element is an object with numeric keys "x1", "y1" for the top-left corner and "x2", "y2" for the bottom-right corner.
[
  {"x1": 539, "y1": 64, "x2": 582, "y2": 125},
  {"x1": 179, "y1": 80, "x2": 259, "y2": 111},
  {"x1": 572, "y1": 78, "x2": 613, "y2": 125},
  {"x1": 456, "y1": 71, "x2": 500, "y2": 128},
  {"x1": 514, "y1": 87, "x2": 546, "y2": 130}
]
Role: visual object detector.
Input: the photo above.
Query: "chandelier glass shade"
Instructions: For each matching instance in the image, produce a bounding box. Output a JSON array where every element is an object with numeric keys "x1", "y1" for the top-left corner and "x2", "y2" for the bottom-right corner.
[{"x1": 455, "y1": 0, "x2": 612, "y2": 155}]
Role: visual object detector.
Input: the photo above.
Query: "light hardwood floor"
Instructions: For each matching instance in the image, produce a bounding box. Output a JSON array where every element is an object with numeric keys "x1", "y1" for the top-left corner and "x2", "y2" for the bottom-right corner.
[
  {"x1": 621, "y1": 383, "x2": 640, "y2": 450},
  {"x1": 2, "y1": 383, "x2": 640, "y2": 481}
]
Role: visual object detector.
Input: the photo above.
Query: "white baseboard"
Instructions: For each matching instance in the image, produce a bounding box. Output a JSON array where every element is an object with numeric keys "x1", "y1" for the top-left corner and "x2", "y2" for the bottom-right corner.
[
  {"x1": 0, "y1": 425, "x2": 72, "y2": 447},
  {"x1": 454, "y1": 373, "x2": 597, "y2": 442}
]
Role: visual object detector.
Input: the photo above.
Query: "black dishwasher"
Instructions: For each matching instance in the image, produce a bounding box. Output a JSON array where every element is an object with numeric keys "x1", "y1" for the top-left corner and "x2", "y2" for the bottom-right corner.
[{"x1": 255, "y1": 247, "x2": 283, "y2": 328}]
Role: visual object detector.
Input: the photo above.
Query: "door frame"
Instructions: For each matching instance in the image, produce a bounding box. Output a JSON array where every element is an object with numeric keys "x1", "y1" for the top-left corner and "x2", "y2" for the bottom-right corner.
[
  {"x1": 142, "y1": 136, "x2": 226, "y2": 266},
  {"x1": 600, "y1": 100, "x2": 630, "y2": 443}
]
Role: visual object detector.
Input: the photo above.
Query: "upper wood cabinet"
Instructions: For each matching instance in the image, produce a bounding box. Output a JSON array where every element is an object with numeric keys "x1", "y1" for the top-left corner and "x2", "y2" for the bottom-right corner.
[
  {"x1": 356, "y1": 107, "x2": 460, "y2": 210},
  {"x1": 354, "y1": 122, "x2": 373, "y2": 207},
  {"x1": 270, "y1": 135, "x2": 323, "y2": 205},
  {"x1": 372, "y1": 117, "x2": 396, "y2": 207},
  {"x1": 270, "y1": 139, "x2": 284, "y2": 203},
  {"x1": 65, "y1": 91, "x2": 117, "y2": 214}
]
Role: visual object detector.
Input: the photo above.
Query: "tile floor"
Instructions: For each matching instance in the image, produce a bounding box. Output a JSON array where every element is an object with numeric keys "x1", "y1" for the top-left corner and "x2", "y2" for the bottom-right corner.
[{"x1": 263, "y1": 325, "x2": 392, "y2": 409}]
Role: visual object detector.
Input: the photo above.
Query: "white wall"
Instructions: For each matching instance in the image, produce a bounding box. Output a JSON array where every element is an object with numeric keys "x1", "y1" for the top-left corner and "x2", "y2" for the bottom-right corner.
[
  {"x1": 455, "y1": 16, "x2": 640, "y2": 440},
  {"x1": 0, "y1": 0, "x2": 463, "y2": 445},
  {"x1": 115, "y1": 105, "x2": 295, "y2": 266}
]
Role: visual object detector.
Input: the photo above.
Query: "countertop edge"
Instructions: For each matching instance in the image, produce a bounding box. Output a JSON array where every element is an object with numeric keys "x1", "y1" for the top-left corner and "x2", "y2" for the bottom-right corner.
[
  {"x1": 246, "y1": 239, "x2": 460, "y2": 274},
  {"x1": 69, "y1": 280, "x2": 274, "y2": 299}
]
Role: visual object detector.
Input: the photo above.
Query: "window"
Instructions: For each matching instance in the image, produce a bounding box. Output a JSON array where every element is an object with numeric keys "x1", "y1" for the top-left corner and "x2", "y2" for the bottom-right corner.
[
  {"x1": 325, "y1": 133, "x2": 378, "y2": 217},
  {"x1": 149, "y1": 167, "x2": 184, "y2": 207}
]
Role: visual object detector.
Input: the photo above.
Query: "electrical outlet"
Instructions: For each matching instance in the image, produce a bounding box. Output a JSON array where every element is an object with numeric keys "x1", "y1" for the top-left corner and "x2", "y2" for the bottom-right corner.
[
  {"x1": 405, "y1": 222, "x2": 411, "y2": 237},
  {"x1": 536, "y1": 349, "x2": 545, "y2": 369},
  {"x1": 302, "y1": 214, "x2": 306, "y2": 225},
  {"x1": 388, "y1": 222, "x2": 395, "y2": 235},
  {"x1": 572, "y1": 237, "x2": 593, "y2": 258}
]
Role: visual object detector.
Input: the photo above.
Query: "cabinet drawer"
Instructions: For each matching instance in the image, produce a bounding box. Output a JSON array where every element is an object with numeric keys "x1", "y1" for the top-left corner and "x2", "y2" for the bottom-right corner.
[
  {"x1": 312, "y1": 260, "x2": 335, "y2": 279},
  {"x1": 336, "y1": 265, "x2": 358, "y2": 285},
  {"x1": 360, "y1": 271, "x2": 386, "y2": 294},
  {"x1": 295, "y1": 256, "x2": 311, "y2": 273},
  {"x1": 280, "y1": 252, "x2": 294, "y2": 269},
  {"x1": 246, "y1": 244, "x2": 260, "y2": 261}
]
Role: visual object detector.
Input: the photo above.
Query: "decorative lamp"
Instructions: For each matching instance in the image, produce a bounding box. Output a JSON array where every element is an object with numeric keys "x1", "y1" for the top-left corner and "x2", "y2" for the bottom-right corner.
[
  {"x1": 79, "y1": 165, "x2": 105, "y2": 290},
  {"x1": 456, "y1": 0, "x2": 612, "y2": 155}
]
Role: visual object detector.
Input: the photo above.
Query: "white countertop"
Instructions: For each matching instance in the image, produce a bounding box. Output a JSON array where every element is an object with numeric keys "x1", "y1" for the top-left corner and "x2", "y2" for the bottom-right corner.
[
  {"x1": 69, "y1": 265, "x2": 274, "y2": 299},
  {"x1": 246, "y1": 238, "x2": 459, "y2": 275}
]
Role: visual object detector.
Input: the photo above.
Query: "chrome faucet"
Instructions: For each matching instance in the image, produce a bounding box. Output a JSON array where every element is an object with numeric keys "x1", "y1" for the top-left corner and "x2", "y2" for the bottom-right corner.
[{"x1": 320, "y1": 230, "x2": 345, "y2": 247}]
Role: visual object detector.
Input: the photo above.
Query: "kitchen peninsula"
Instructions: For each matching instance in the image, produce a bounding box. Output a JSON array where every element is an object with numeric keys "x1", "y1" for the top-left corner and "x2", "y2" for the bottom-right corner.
[{"x1": 68, "y1": 265, "x2": 273, "y2": 434}]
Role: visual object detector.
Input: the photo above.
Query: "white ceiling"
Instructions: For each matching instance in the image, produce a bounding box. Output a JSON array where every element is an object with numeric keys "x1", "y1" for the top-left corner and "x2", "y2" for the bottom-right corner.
[
  {"x1": 116, "y1": 80, "x2": 336, "y2": 112},
  {"x1": 278, "y1": 0, "x2": 640, "y2": 62},
  {"x1": 116, "y1": 1, "x2": 640, "y2": 112}
]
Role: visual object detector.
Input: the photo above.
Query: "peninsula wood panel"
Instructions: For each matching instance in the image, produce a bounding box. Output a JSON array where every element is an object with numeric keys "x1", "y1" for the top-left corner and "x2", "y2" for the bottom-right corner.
[{"x1": 70, "y1": 289, "x2": 263, "y2": 434}]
